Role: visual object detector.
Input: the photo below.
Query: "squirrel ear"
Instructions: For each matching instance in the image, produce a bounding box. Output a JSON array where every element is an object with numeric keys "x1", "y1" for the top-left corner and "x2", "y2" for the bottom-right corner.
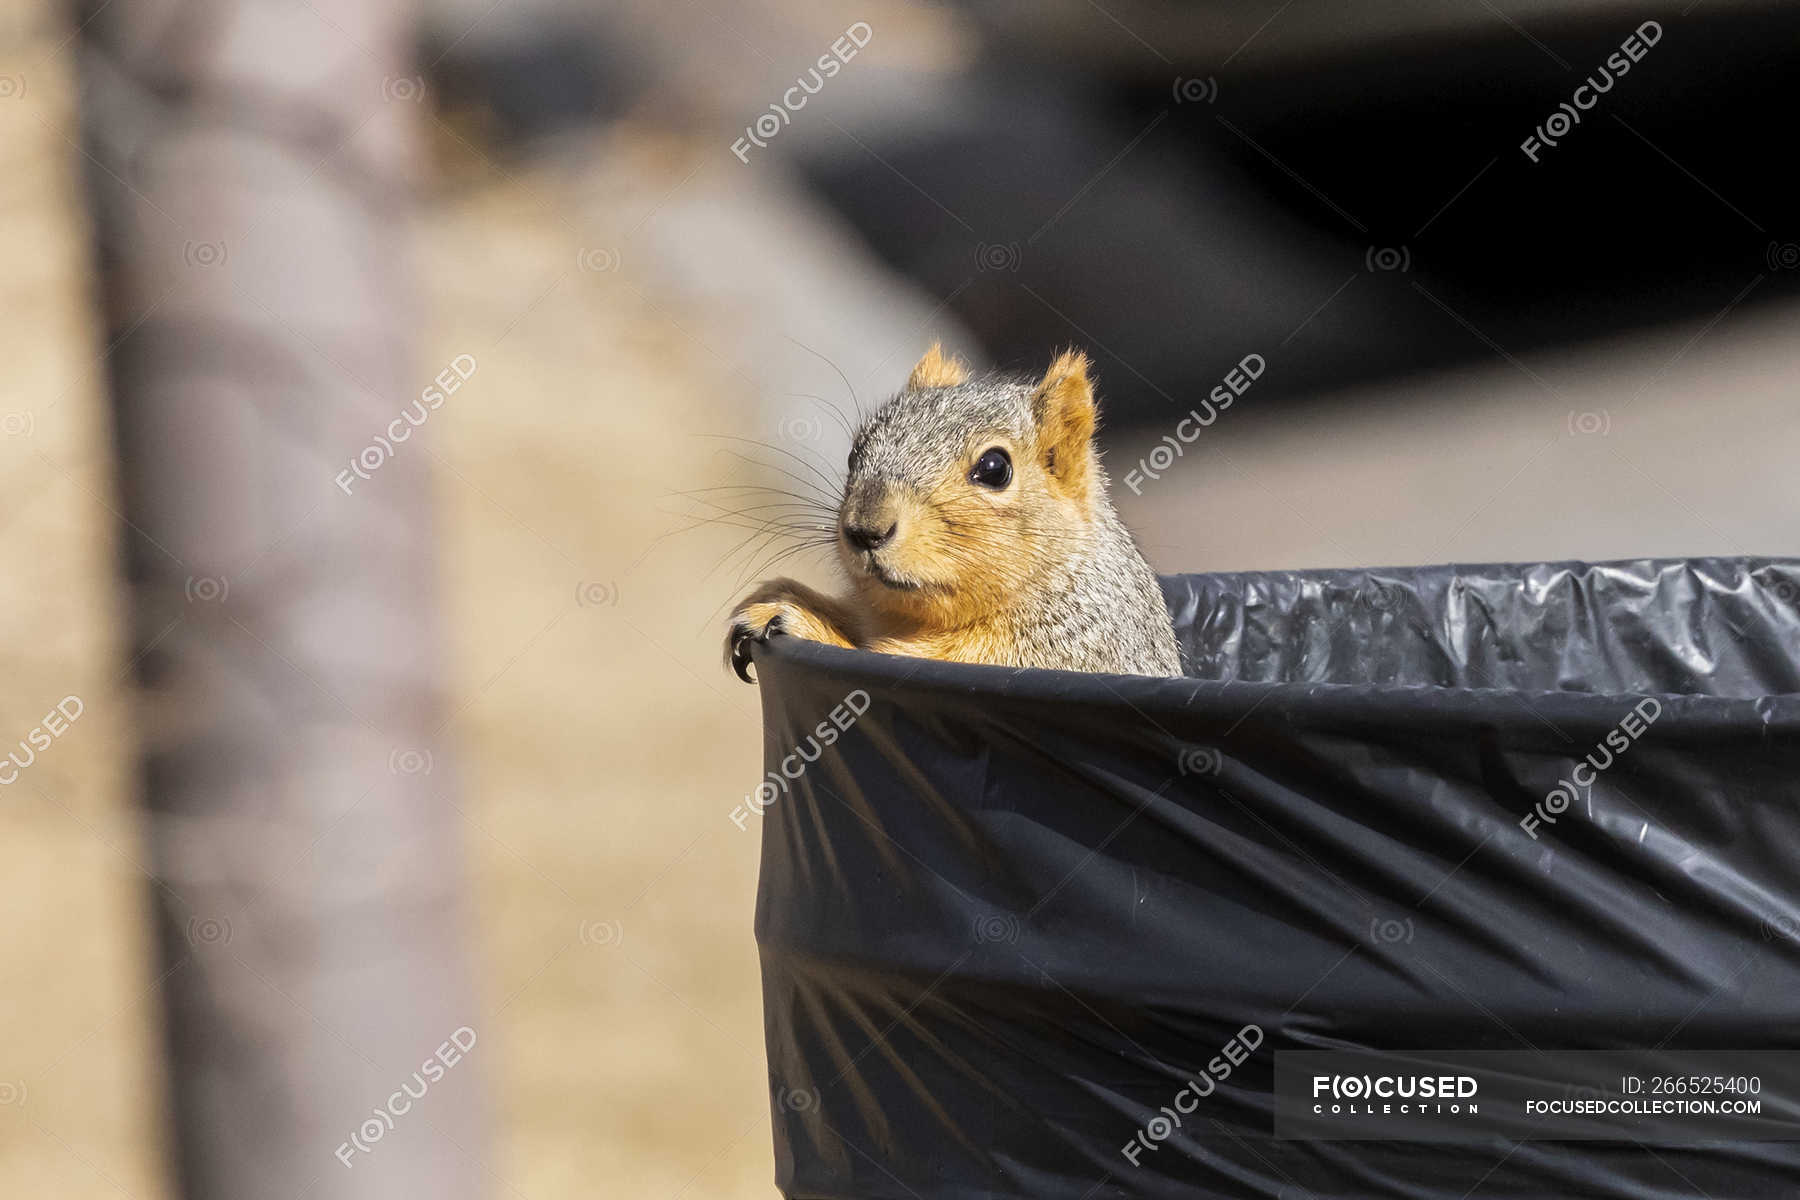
[
  {"x1": 1031, "y1": 350, "x2": 1097, "y2": 499},
  {"x1": 907, "y1": 342, "x2": 971, "y2": 390}
]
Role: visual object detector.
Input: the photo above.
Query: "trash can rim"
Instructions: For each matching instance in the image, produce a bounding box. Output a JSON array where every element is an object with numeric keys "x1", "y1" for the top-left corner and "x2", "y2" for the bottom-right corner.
[
  {"x1": 754, "y1": 634, "x2": 1800, "y2": 726},
  {"x1": 752, "y1": 555, "x2": 1800, "y2": 725}
]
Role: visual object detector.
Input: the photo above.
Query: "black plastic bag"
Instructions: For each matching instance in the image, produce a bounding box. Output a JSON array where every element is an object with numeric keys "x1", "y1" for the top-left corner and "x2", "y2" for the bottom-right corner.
[{"x1": 747, "y1": 557, "x2": 1800, "y2": 1198}]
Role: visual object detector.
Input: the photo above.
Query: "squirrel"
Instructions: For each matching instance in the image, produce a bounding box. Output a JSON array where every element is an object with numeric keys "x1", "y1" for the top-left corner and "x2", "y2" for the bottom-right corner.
[{"x1": 726, "y1": 345, "x2": 1182, "y2": 681}]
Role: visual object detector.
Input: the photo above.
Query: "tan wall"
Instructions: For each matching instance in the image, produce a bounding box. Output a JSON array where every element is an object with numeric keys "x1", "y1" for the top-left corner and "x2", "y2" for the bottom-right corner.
[{"x1": 0, "y1": 4, "x2": 167, "y2": 1195}]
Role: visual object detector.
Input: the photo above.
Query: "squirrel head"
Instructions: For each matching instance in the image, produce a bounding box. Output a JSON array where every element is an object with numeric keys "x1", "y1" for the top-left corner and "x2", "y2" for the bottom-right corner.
[{"x1": 837, "y1": 345, "x2": 1105, "y2": 631}]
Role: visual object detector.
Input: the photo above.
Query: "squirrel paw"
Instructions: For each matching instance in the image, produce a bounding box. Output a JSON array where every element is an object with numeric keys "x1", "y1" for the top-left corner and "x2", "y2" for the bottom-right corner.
[
  {"x1": 727, "y1": 579, "x2": 854, "y2": 683},
  {"x1": 725, "y1": 599, "x2": 797, "y2": 684}
]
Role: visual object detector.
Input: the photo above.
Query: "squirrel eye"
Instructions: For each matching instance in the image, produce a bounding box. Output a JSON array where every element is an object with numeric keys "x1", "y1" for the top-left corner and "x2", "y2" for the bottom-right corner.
[{"x1": 969, "y1": 447, "x2": 1012, "y2": 489}]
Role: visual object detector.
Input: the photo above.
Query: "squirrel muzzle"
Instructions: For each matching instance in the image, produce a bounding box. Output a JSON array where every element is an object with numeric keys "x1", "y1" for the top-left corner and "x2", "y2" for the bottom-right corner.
[{"x1": 839, "y1": 479, "x2": 920, "y2": 590}]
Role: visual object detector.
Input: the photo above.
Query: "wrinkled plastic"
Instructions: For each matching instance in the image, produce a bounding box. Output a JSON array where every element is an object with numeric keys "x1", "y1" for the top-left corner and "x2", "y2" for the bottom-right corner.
[{"x1": 749, "y1": 557, "x2": 1800, "y2": 1199}]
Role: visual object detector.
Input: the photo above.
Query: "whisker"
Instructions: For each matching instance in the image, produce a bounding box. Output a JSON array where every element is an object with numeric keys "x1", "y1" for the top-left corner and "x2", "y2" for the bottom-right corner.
[
  {"x1": 670, "y1": 482, "x2": 837, "y2": 508},
  {"x1": 707, "y1": 444, "x2": 841, "y2": 499},
  {"x1": 701, "y1": 434, "x2": 844, "y2": 502},
  {"x1": 655, "y1": 495, "x2": 831, "y2": 539},
  {"x1": 785, "y1": 336, "x2": 866, "y2": 424},
  {"x1": 667, "y1": 497, "x2": 835, "y2": 525},
  {"x1": 709, "y1": 447, "x2": 842, "y2": 511},
  {"x1": 729, "y1": 523, "x2": 815, "y2": 591},
  {"x1": 789, "y1": 392, "x2": 855, "y2": 443},
  {"x1": 701, "y1": 537, "x2": 838, "y2": 632},
  {"x1": 738, "y1": 537, "x2": 838, "y2": 592},
  {"x1": 705, "y1": 521, "x2": 799, "y2": 587}
]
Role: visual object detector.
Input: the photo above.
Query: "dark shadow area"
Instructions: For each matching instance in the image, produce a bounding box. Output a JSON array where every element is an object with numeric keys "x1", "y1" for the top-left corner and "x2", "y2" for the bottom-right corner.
[{"x1": 794, "y1": 7, "x2": 1800, "y2": 424}]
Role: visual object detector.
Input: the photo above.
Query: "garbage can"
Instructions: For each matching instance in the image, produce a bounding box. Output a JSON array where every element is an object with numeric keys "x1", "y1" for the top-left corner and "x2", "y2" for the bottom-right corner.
[{"x1": 747, "y1": 557, "x2": 1800, "y2": 1198}]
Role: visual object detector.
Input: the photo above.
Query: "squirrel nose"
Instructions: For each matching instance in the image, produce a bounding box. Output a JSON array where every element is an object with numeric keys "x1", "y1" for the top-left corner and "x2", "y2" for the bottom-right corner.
[{"x1": 843, "y1": 519, "x2": 897, "y2": 552}]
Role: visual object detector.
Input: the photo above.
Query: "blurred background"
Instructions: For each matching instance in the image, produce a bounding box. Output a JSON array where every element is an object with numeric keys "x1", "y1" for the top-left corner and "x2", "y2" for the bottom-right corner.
[{"x1": 2, "y1": 0, "x2": 1797, "y2": 1196}]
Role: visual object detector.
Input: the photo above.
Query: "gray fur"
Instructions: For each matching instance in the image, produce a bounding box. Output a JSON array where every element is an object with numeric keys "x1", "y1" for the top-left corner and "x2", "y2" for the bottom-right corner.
[
  {"x1": 850, "y1": 377, "x2": 1035, "y2": 490},
  {"x1": 848, "y1": 371, "x2": 1183, "y2": 678}
]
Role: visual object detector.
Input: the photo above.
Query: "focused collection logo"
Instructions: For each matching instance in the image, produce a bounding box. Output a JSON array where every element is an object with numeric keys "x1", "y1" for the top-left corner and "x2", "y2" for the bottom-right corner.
[{"x1": 1311, "y1": 1073, "x2": 1480, "y2": 1117}]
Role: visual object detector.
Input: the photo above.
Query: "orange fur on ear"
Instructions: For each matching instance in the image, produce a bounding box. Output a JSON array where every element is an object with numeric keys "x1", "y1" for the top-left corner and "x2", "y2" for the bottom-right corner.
[
  {"x1": 1031, "y1": 349, "x2": 1097, "y2": 500},
  {"x1": 907, "y1": 342, "x2": 971, "y2": 390}
]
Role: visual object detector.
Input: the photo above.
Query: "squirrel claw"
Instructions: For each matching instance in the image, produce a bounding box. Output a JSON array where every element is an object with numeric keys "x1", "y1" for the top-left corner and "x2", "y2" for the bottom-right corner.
[
  {"x1": 727, "y1": 612, "x2": 785, "y2": 684},
  {"x1": 729, "y1": 630, "x2": 758, "y2": 683}
]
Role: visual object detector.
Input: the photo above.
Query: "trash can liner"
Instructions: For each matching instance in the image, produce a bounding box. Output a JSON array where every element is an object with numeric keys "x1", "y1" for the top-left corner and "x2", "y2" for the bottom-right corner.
[{"x1": 749, "y1": 557, "x2": 1800, "y2": 1199}]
